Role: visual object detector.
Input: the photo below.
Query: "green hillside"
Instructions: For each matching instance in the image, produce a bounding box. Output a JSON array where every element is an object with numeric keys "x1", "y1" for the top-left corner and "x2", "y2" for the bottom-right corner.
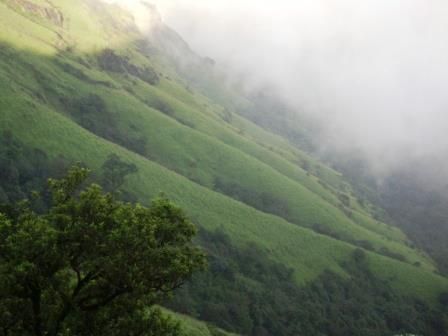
[
  {"x1": 1, "y1": 0, "x2": 447, "y2": 334},
  {"x1": 164, "y1": 309, "x2": 239, "y2": 336}
]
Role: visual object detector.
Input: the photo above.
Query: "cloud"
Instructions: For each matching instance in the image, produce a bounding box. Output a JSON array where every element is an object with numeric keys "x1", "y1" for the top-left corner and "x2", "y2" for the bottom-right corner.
[
  {"x1": 101, "y1": 0, "x2": 161, "y2": 32},
  {"x1": 103, "y1": 0, "x2": 448, "y2": 175}
]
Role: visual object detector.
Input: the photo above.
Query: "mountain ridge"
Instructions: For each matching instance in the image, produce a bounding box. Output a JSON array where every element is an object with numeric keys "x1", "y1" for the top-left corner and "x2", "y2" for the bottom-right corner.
[
  {"x1": 0, "y1": 0, "x2": 445, "y2": 296},
  {"x1": 1, "y1": 0, "x2": 447, "y2": 334}
]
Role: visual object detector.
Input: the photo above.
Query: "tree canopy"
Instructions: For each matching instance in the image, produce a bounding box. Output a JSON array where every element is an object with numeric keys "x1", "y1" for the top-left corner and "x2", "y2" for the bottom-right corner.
[{"x1": 0, "y1": 166, "x2": 206, "y2": 336}]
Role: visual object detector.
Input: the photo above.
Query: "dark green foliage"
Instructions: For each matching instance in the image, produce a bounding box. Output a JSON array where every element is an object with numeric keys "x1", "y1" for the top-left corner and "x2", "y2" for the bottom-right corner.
[
  {"x1": 440, "y1": 292, "x2": 448, "y2": 309},
  {"x1": 0, "y1": 131, "x2": 71, "y2": 205},
  {"x1": 312, "y1": 224, "x2": 375, "y2": 252},
  {"x1": 312, "y1": 223, "x2": 342, "y2": 240},
  {"x1": 378, "y1": 247, "x2": 407, "y2": 262},
  {"x1": 352, "y1": 239, "x2": 374, "y2": 251},
  {"x1": 100, "y1": 154, "x2": 138, "y2": 203},
  {"x1": 175, "y1": 117, "x2": 196, "y2": 129},
  {"x1": 56, "y1": 59, "x2": 90, "y2": 81},
  {"x1": 220, "y1": 108, "x2": 233, "y2": 124},
  {"x1": 101, "y1": 154, "x2": 137, "y2": 192},
  {"x1": 0, "y1": 134, "x2": 138, "y2": 208},
  {"x1": 206, "y1": 324, "x2": 230, "y2": 336},
  {"x1": 54, "y1": 59, "x2": 112, "y2": 87},
  {"x1": 148, "y1": 98, "x2": 175, "y2": 116},
  {"x1": 312, "y1": 223, "x2": 406, "y2": 261},
  {"x1": 168, "y1": 229, "x2": 448, "y2": 336},
  {"x1": 0, "y1": 166, "x2": 206, "y2": 336},
  {"x1": 300, "y1": 159, "x2": 311, "y2": 173},
  {"x1": 379, "y1": 171, "x2": 448, "y2": 274},
  {"x1": 142, "y1": 98, "x2": 195, "y2": 128},
  {"x1": 338, "y1": 192, "x2": 350, "y2": 207},
  {"x1": 98, "y1": 49, "x2": 159, "y2": 85},
  {"x1": 61, "y1": 94, "x2": 147, "y2": 155},
  {"x1": 11, "y1": 51, "x2": 148, "y2": 156},
  {"x1": 329, "y1": 154, "x2": 448, "y2": 274},
  {"x1": 214, "y1": 177, "x2": 291, "y2": 221}
]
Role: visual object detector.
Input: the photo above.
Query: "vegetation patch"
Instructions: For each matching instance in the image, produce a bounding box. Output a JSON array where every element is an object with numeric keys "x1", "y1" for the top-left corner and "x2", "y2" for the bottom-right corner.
[
  {"x1": 60, "y1": 93, "x2": 148, "y2": 155},
  {"x1": 168, "y1": 229, "x2": 447, "y2": 336},
  {"x1": 98, "y1": 48, "x2": 159, "y2": 85},
  {"x1": 213, "y1": 177, "x2": 292, "y2": 222}
]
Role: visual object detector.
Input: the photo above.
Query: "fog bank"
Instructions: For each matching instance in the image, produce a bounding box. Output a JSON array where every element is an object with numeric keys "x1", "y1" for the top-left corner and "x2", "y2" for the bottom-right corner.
[{"x1": 107, "y1": 0, "x2": 448, "y2": 175}]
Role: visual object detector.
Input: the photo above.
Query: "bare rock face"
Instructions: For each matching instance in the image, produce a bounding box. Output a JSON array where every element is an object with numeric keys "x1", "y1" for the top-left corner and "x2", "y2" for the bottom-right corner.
[{"x1": 6, "y1": 0, "x2": 64, "y2": 27}]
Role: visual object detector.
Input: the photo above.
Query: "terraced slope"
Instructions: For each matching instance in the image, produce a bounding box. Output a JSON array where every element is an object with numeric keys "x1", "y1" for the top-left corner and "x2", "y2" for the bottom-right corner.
[{"x1": 0, "y1": 0, "x2": 447, "y2": 311}]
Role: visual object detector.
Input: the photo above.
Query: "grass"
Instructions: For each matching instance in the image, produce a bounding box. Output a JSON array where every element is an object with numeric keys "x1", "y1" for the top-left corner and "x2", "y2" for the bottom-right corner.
[
  {"x1": 162, "y1": 309, "x2": 239, "y2": 336},
  {"x1": 1, "y1": 87, "x2": 446, "y2": 302},
  {"x1": 0, "y1": 0, "x2": 447, "y2": 307}
]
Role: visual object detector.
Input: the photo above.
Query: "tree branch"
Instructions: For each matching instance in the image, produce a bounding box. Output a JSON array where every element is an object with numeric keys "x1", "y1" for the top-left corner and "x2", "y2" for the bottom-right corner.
[
  {"x1": 79, "y1": 287, "x2": 132, "y2": 311},
  {"x1": 49, "y1": 269, "x2": 100, "y2": 336},
  {"x1": 29, "y1": 286, "x2": 42, "y2": 336}
]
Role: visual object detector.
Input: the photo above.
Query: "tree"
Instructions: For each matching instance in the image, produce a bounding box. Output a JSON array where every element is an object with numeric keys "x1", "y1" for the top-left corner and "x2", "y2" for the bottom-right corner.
[
  {"x1": 0, "y1": 165, "x2": 206, "y2": 336},
  {"x1": 101, "y1": 154, "x2": 137, "y2": 193}
]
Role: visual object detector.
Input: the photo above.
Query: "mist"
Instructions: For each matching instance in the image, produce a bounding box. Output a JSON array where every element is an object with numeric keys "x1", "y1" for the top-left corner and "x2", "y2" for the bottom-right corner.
[{"x1": 107, "y1": 0, "x2": 448, "y2": 176}]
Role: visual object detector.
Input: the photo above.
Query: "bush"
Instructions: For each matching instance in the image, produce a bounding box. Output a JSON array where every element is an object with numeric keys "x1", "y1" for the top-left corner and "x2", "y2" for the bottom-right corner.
[{"x1": 98, "y1": 49, "x2": 159, "y2": 85}]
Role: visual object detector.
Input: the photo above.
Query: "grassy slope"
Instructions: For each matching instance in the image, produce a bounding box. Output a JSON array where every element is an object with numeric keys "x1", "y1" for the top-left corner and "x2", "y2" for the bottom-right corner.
[
  {"x1": 1, "y1": 83, "x2": 447, "y2": 302},
  {"x1": 2, "y1": 41, "x2": 430, "y2": 271},
  {"x1": 121, "y1": 77, "x2": 424, "y2": 262},
  {"x1": 0, "y1": 0, "x2": 447, "y2": 307},
  {"x1": 162, "y1": 308, "x2": 239, "y2": 336},
  {"x1": 0, "y1": 0, "x2": 414, "y2": 259}
]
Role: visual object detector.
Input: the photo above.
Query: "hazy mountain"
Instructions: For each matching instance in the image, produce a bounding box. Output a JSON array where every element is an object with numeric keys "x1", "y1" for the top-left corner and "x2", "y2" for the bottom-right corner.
[{"x1": 0, "y1": 1, "x2": 447, "y2": 335}]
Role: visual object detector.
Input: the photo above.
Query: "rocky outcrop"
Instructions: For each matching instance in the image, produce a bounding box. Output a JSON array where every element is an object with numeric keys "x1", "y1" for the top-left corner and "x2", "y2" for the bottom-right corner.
[{"x1": 5, "y1": 0, "x2": 64, "y2": 27}]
